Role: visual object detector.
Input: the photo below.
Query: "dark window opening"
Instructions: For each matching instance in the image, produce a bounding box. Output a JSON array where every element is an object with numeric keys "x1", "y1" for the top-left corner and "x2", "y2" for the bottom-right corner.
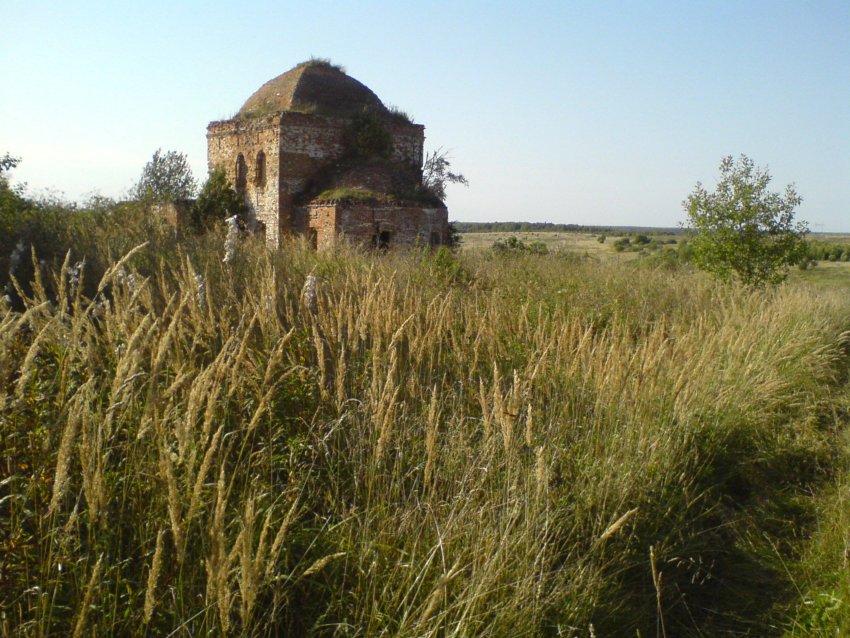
[
  {"x1": 255, "y1": 151, "x2": 266, "y2": 187},
  {"x1": 429, "y1": 231, "x2": 441, "y2": 247},
  {"x1": 308, "y1": 228, "x2": 318, "y2": 250},
  {"x1": 235, "y1": 153, "x2": 247, "y2": 193},
  {"x1": 372, "y1": 230, "x2": 392, "y2": 251}
]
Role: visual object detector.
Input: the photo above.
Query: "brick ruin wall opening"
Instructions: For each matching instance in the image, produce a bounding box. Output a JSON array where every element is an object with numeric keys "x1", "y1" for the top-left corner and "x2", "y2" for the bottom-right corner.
[{"x1": 208, "y1": 112, "x2": 429, "y2": 249}]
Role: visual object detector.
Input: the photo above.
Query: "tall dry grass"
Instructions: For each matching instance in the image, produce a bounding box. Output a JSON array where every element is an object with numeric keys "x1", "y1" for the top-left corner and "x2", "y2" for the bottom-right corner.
[{"x1": 1, "y1": 235, "x2": 848, "y2": 636}]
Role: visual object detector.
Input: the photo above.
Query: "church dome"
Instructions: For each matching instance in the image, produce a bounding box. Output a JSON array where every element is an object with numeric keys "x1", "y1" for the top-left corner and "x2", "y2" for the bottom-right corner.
[{"x1": 239, "y1": 60, "x2": 386, "y2": 118}]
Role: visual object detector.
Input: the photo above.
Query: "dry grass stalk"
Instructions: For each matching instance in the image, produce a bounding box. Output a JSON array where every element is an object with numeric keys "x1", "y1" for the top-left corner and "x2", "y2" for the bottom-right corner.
[
  {"x1": 535, "y1": 446, "x2": 547, "y2": 501},
  {"x1": 238, "y1": 496, "x2": 258, "y2": 626},
  {"x1": 143, "y1": 529, "x2": 166, "y2": 624},
  {"x1": 72, "y1": 554, "x2": 103, "y2": 638},
  {"x1": 374, "y1": 345, "x2": 400, "y2": 463},
  {"x1": 265, "y1": 494, "x2": 302, "y2": 580},
  {"x1": 185, "y1": 424, "x2": 224, "y2": 528},
  {"x1": 598, "y1": 508, "x2": 639, "y2": 544},
  {"x1": 14, "y1": 316, "x2": 57, "y2": 402},
  {"x1": 301, "y1": 552, "x2": 346, "y2": 579},
  {"x1": 419, "y1": 561, "x2": 462, "y2": 625},
  {"x1": 94, "y1": 241, "x2": 149, "y2": 294},
  {"x1": 424, "y1": 385, "x2": 439, "y2": 488},
  {"x1": 47, "y1": 398, "x2": 83, "y2": 518},
  {"x1": 479, "y1": 377, "x2": 492, "y2": 439},
  {"x1": 313, "y1": 321, "x2": 329, "y2": 400},
  {"x1": 335, "y1": 340, "x2": 347, "y2": 411},
  {"x1": 158, "y1": 443, "x2": 184, "y2": 563},
  {"x1": 525, "y1": 402, "x2": 534, "y2": 447},
  {"x1": 78, "y1": 406, "x2": 106, "y2": 524},
  {"x1": 650, "y1": 545, "x2": 666, "y2": 638},
  {"x1": 206, "y1": 464, "x2": 234, "y2": 632}
]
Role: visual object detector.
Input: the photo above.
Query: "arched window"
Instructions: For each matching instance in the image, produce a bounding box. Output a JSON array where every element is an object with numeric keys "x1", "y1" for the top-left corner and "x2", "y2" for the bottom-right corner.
[
  {"x1": 254, "y1": 150, "x2": 266, "y2": 187},
  {"x1": 235, "y1": 153, "x2": 247, "y2": 193}
]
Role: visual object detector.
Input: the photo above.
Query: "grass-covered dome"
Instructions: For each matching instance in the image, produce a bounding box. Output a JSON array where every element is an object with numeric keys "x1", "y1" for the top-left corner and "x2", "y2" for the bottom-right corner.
[{"x1": 239, "y1": 59, "x2": 387, "y2": 118}]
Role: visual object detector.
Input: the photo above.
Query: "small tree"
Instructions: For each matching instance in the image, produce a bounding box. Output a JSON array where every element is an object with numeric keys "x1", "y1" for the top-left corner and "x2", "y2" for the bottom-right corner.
[
  {"x1": 684, "y1": 155, "x2": 808, "y2": 287},
  {"x1": 193, "y1": 167, "x2": 249, "y2": 228},
  {"x1": 422, "y1": 148, "x2": 468, "y2": 202},
  {"x1": 133, "y1": 149, "x2": 196, "y2": 202}
]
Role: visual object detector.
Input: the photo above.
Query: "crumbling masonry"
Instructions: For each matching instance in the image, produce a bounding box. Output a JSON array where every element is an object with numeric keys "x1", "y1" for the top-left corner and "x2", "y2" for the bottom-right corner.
[{"x1": 207, "y1": 61, "x2": 449, "y2": 249}]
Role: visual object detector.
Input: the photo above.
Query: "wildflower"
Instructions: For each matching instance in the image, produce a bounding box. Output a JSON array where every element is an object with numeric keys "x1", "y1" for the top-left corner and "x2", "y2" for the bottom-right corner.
[
  {"x1": 301, "y1": 274, "x2": 318, "y2": 315},
  {"x1": 223, "y1": 215, "x2": 239, "y2": 264},
  {"x1": 115, "y1": 268, "x2": 139, "y2": 293},
  {"x1": 9, "y1": 241, "x2": 25, "y2": 274},
  {"x1": 194, "y1": 273, "x2": 207, "y2": 310},
  {"x1": 66, "y1": 259, "x2": 84, "y2": 296},
  {"x1": 91, "y1": 297, "x2": 109, "y2": 318}
]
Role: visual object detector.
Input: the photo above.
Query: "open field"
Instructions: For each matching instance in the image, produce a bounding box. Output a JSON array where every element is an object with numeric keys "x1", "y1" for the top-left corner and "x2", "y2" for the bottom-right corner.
[
  {"x1": 462, "y1": 230, "x2": 850, "y2": 284},
  {"x1": 3, "y1": 215, "x2": 850, "y2": 636},
  {"x1": 459, "y1": 231, "x2": 613, "y2": 254},
  {"x1": 458, "y1": 230, "x2": 679, "y2": 259}
]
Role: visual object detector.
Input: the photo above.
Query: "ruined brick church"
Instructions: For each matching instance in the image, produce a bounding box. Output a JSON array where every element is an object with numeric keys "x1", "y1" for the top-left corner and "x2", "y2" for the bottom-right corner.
[{"x1": 207, "y1": 60, "x2": 449, "y2": 249}]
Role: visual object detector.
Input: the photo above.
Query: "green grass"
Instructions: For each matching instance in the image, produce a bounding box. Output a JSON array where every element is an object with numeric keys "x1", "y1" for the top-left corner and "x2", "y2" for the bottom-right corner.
[
  {"x1": 314, "y1": 186, "x2": 388, "y2": 202},
  {"x1": 2, "y1": 212, "x2": 850, "y2": 635},
  {"x1": 793, "y1": 261, "x2": 850, "y2": 291}
]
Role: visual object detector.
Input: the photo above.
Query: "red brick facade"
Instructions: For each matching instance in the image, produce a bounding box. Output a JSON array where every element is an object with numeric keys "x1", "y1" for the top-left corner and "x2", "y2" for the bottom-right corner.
[{"x1": 206, "y1": 63, "x2": 448, "y2": 249}]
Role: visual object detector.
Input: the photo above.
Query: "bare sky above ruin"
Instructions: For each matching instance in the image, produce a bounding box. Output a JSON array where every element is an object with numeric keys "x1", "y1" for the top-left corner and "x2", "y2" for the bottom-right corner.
[{"x1": 2, "y1": 1, "x2": 848, "y2": 231}]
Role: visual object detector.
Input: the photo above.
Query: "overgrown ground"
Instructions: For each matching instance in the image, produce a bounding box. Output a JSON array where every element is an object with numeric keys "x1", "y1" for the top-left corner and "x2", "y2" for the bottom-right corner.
[{"x1": 2, "y1": 221, "x2": 850, "y2": 636}]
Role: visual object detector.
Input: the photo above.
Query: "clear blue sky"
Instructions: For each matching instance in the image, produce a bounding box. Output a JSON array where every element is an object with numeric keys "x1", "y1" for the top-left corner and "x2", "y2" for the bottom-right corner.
[{"x1": 2, "y1": 1, "x2": 848, "y2": 230}]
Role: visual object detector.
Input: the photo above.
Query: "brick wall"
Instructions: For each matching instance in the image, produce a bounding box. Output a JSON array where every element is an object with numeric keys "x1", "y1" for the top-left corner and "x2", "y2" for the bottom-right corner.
[
  {"x1": 207, "y1": 116, "x2": 282, "y2": 246},
  {"x1": 208, "y1": 110, "x2": 429, "y2": 249},
  {"x1": 300, "y1": 202, "x2": 448, "y2": 248}
]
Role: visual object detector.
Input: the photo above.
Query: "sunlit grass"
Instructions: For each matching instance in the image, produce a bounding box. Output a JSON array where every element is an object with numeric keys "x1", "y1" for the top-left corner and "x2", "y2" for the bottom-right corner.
[{"x1": 2, "y1": 229, "x2": 850, "y2": 636}]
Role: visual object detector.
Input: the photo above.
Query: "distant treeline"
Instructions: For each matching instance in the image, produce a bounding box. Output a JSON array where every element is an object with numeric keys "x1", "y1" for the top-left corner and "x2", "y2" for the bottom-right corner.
[
  {"x1": 452, "y1": 222, "x2": 611, "y2": 234},
  {"x1": 452, "y1": 221, "x2": 688, "y2": 235}
]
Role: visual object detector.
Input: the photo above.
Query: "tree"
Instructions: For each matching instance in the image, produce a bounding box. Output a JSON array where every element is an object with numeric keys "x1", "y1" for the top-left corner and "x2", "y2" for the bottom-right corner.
[
  {"x1": 422, "y1": 148, "x2": 468, "y2": 202},
  {"x1": 683, "y1": 155, "x2": 808, "y2": 287},
  {"x1": 192, "y1": 167, "x2": 248, "y2": 228},
  {"x1": 1, "y1": 153, "x2": 30, "y2": 245},
  {"x1": 133, "y1": 149, "x2": 196, "y2": 202}
]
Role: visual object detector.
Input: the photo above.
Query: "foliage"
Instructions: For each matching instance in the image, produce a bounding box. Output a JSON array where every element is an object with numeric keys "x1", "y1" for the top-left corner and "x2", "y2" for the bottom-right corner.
[
  {"x1": 386, "y1": 104, "x2": 415, "y2": 124},
  {"x1": 297, "y1": 56, "x2": 346, "y2": 73},
  {"x1": 314, "y1": 186, "x2": 387, "y2": 203},
  {"x1": 806, "y1": 240, "x2": 850, "y2": 263},
  {"x1": 613, "y1": 237, "x2": 631, "y2": 252},
  {"x1": 421, "y1": 147, "x2": 468, "y2": 202},
  {"x1": 684, "y1": 154, "x2": 808, "y2": 287},
  {"x1": 193, "y1": 167, "x2": 249, "y2": 228},
  {"x1": 1, "y1": 152, "x2": 21, "y2": 175},
  {"x1": 492, "y1": 235, "x2": 548, "y2": 255},
  {"x1": 446, "y1": 221, "x2": 462, "y2": 248},
  {"x1": 132, "y1": 148, "x2": 197, "y2": 202},
  {"x1": 346, "y1": 109, "x2": 392, "y2": 159}
]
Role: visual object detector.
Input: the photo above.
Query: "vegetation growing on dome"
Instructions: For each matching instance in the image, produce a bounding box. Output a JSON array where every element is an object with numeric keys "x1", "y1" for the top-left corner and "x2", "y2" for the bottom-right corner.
[
  {"x1": 313, "y1": 187, "x2": 389, "y2": 203},
  {"x1": 386, "y1": 104, "x2": 415, "y2": 125},
  {"x1": 346, "y1": 108, "x2": 393, "y2": 159},
  {"x1": 296, "y1": 57, "x2": 346, "y2": 73}
]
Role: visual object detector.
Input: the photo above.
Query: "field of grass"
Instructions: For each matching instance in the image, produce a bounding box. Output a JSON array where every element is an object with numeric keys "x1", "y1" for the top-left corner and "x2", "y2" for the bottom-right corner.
[
  {"x1": 460, "y1": 230, "x2": 681, "y2": 261},
  {"x1": 459, "y1": 231, "x2": 614, "y2": 255},
  {"x1": 2, "y1": 221, "x2": 850, "y2": 636}
]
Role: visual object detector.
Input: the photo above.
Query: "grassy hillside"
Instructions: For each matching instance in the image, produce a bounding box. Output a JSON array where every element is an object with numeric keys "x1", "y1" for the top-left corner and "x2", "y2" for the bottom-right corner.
[{"x1": 2, "y1": 223, "x2": 850, "y2": 636}]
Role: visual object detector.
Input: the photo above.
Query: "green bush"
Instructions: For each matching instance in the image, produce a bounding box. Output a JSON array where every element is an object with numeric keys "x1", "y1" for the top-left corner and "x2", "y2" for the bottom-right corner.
[
  {"x1": 613, "y1": 237, "x2": 631, "y2": 252},
  {"x1": 194, "y1": 167, "x2": 250, "y2": 228},
  {"x1": 492, "y1": 235, "x2": 548, "y2": 255},
  {"x1": 347, "y1": 108, "x2": 392, "y2": 159}
]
